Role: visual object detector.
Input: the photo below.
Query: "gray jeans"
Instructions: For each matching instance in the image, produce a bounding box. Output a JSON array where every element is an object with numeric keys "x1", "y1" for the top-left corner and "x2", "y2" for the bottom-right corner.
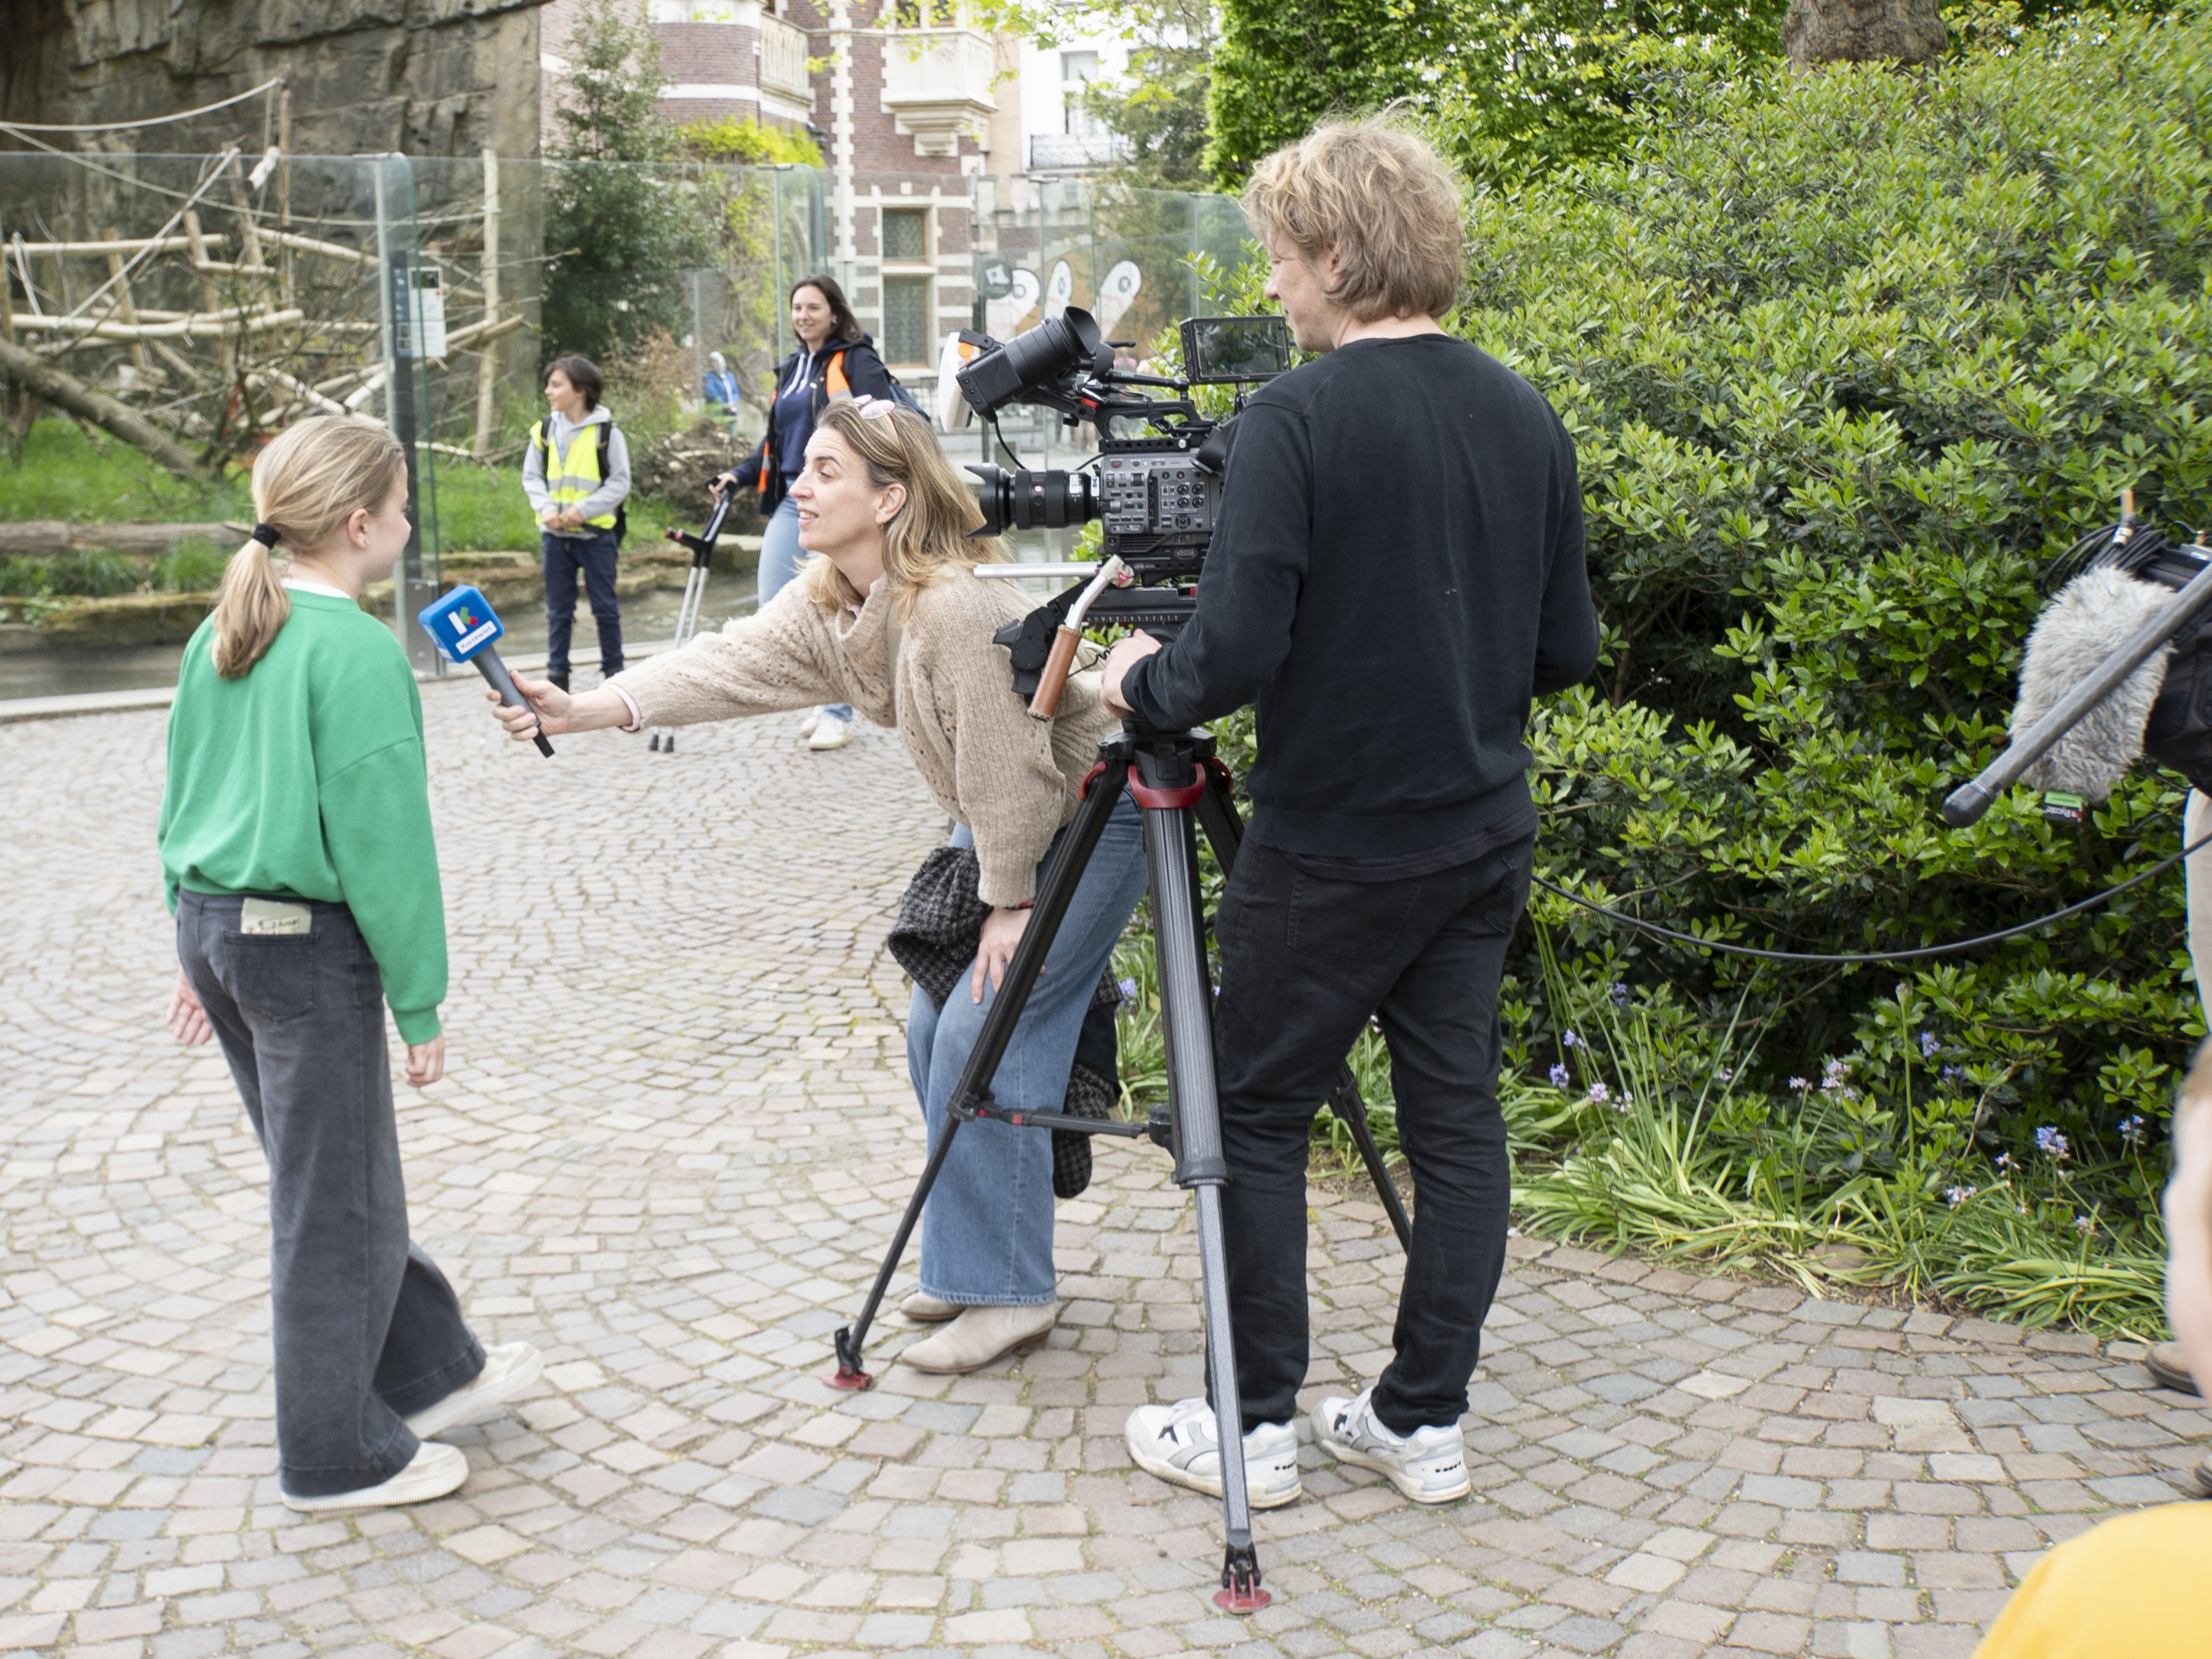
[{"x1": 177, "y1": 892, "x2": 484, "y2": 1497}]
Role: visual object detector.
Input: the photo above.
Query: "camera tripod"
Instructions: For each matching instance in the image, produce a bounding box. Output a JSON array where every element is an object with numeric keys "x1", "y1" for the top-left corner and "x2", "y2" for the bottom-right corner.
[
  {"x1": 826, "y1": 718, "x2": 1413, "y2": 1612},
  {"x1": 648, "y1": 488, "x2": 731, "y2": 754}
]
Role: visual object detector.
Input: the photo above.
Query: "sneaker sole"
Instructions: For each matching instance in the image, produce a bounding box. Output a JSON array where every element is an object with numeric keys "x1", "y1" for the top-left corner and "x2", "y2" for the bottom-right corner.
[
  {"x1": 281, "y1": 1450, "x2": 467, "y2": 1512},
  {"x1": 1322, "y1": 1440, "x2": 1471, "y2": 1505},
  {"x1": 405, "y1": 1346, "x2": 544, "y2": 1441},
  {"x1": 1125, "y1": 1436, "x2": 1303, "y2": 1509}
]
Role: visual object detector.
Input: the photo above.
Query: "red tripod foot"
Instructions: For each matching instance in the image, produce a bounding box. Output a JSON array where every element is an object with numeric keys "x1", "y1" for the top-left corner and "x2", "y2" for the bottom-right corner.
[
  {"x1": 823, "y1": 1326, "x2": 874, "y2": 1391},
  {"x1": 1215, "y1": 1546, "x2": 1269, "y2": 1611}
]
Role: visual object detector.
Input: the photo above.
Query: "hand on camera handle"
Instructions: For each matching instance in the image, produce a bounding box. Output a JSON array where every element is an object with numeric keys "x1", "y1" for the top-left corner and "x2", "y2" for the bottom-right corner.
[{"x1": 1100, "y1": 632, "x2": 1163, "y2": 717}]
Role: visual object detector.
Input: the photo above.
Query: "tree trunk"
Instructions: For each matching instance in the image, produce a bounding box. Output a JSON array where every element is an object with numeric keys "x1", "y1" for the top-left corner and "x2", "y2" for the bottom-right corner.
[
  {"x1": 1781, "y1": 0, "x2": 1947, "y2": 66},
  {"x1": 0, "y1": 336, "x2": 209, "y2": 482}
]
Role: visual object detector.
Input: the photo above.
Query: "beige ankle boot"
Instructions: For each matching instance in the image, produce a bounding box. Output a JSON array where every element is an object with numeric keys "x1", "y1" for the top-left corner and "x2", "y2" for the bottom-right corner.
[
  {"x1": 902, "y1": 1291, "x2": 961, "y2": 1323},
  {"x1": 899, "y1": 1302, "x2": 1057, "y2": 1374}
]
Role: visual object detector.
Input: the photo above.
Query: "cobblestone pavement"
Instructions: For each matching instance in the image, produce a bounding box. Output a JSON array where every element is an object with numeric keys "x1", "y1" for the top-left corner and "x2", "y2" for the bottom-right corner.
[{"x1": 3, "y1": 681, "x2": 2208, "y2": 1659}]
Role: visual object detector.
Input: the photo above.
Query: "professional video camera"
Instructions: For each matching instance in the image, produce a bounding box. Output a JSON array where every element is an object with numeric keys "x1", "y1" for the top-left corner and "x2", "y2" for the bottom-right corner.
[{"x1": 943, "y1": 306, "x2": 1291, "y2": 711}]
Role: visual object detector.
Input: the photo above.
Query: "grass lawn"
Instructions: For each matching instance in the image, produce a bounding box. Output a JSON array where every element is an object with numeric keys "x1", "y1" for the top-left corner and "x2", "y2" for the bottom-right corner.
[
  {"x1": 3, "y1": 419, "x2": 708, "y2": 554},
  {"x1": 1, "y1": 420, "x2": 248, "y2": 524}
]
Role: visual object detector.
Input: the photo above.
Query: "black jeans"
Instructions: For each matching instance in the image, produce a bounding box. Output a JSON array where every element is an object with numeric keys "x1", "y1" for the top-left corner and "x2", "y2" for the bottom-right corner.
[
  {"x1": 1211, "y1": 835, "x2": 1531, "y2": 1436},
  {"x1": 543, "y1": 527, "x2": 623, "y2": 678},
  {"x1": 176, "y1": 892, "x2": 483, "y2": 1497}
]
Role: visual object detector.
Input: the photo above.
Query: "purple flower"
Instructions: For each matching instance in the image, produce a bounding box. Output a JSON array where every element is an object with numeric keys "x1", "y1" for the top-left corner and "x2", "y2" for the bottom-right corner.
[
  {"x1": 1609, "y1": 982, "x2": 1631, "y2": 1007},
  {"x1": 1789, "y1": 1076, "x2": 1809, "y2": 1092},
  {"x1": 1549, "y1": 1063, "x2": 1571, "y2": 1088},
  {"x1": 1945, "y1": 1185, "x2": 1976, "y2": 1207},
  {"x1": 1587, "y1": 1082, "x2": 1611, "y2": 1106},
  {"x1": 2120, "y1": 1115, "x2": 2147, "y2": 1146},
  {"x1": 2036, "y1": 1126, "x2": 2070, "y2": 1160},
  {"x1": 1941, "y1": 1065, "x2": 1963, "y2": 1083},
  {"x1": 2074, "y1": 1215, "x2": 2095, "y2": 1237},
  {"x1": 1919, "y1": 1031, "x2": 1939, "y2": 1057},
  {"x1": 1821, "y1": 1058, "x2": 1852, "y2": 1092},
  {"x1": 1616, "y1": 1090, "x2": 1634, "y2": 1113},
  {"x1": 1996, "y1": 1152, "x2": 2013, "y2": 1172},
  {"x1": 1562, "y1": 1030, "x2": 1580, "y2": 1048},
  {"x1": 1717, "y1": 1067, "x2": 1734, "y2": 1083},
  {"x1": 1117, "y1": 977, "x2": 1138, "y2": 1005}
]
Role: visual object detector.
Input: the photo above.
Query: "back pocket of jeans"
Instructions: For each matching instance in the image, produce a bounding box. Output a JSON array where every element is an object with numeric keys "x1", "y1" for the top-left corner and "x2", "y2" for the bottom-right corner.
[
  {"x1": 1287, "y1": 872, "x2": 1427, "y2": 963},
  {"x1": 222, "y1": 934, "x2": 318, "y2": 1023}
]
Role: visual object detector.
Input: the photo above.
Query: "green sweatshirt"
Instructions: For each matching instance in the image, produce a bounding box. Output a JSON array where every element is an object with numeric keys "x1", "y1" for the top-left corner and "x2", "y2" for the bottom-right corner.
[{"x1": 158, "y1": 591, "x2": 447, "y2": 1043}]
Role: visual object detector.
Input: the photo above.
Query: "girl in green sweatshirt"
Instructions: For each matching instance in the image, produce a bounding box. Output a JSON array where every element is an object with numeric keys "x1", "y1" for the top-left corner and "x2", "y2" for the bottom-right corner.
[{"x1": 158, "y1": 415, "x2": 539, "y2": 1512}]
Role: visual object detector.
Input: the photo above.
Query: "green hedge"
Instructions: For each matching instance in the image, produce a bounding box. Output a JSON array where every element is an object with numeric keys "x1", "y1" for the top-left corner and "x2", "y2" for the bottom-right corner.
[{"x1": 1461, "y1": 14, "x2": 2212, "y2": 1189}]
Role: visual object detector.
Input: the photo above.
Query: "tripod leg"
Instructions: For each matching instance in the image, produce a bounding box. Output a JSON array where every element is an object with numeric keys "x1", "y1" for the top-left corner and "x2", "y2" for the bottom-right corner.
[
  {"x1": 1141, "y1": 801, "x2": 1269, "y2": 1612},
  {"x1": 828, "y1": 755, "x2": 1133, "y2": 1388},
  {"x1": 1326, "y1": 1064, "x2": 1413, "y2": 1252},
  {"x1": 1197, "y1": 760, "x2": 1410, "y2": 1252}
]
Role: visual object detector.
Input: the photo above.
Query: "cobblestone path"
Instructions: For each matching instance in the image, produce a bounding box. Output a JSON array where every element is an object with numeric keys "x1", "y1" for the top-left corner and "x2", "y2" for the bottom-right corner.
[{"x1": 3, "y1": 682, "x2": 2207, "y2": 1659}]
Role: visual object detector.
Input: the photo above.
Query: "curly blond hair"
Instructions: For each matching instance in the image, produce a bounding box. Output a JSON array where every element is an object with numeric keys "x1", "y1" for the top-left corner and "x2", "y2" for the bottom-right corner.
[{"x1": 1242, "y1": 119, "x2": 1466, "y2": 323}]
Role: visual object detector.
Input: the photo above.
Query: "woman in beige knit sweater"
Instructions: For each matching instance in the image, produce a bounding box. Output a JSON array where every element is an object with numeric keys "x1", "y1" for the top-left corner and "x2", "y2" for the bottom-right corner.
[{"x1": 490, "y1": 398, "x2": 1149, "y2": 1374}]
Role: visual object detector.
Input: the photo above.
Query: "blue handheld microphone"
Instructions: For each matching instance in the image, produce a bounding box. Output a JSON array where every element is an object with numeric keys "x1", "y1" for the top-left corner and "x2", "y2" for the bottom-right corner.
[{"x1": 418, "y1": 586, "x2": 554, "y2": 757}]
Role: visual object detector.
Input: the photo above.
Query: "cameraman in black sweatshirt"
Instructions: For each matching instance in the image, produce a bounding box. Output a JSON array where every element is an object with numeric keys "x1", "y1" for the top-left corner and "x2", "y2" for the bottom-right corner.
[{"x1": 1104, "y1": 120, "x2": 1601, "y2": 1512}]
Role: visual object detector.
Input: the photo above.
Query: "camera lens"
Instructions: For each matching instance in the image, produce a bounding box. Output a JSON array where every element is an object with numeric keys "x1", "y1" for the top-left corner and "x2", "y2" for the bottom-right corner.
[
  {"x1": 965, "y1": 465, "x2": 1098, "y2": 535},
  {"x1": 955, "y1": 308, "x2": 1107, "y2": 418}
]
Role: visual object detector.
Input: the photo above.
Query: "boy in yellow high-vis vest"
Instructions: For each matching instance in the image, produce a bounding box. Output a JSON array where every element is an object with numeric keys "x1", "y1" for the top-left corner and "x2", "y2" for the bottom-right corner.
[{"x1": 522, "y1": 355, "x2": 630, "y2": 692}]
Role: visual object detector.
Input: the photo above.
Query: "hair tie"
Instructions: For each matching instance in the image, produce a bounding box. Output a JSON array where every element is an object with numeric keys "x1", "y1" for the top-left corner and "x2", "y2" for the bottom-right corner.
[{"x1": 249, "y1": 523, "x2": 281, "y2": 549}]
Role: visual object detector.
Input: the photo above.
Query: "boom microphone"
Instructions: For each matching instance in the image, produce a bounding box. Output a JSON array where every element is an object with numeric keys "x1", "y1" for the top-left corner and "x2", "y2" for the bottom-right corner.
[
  {"x1": 418, "y1": 586, "x2": 555, "y2": 757},
  {"x1": 1945, "y1": 525, "x2": 2212, "y2": 827}
]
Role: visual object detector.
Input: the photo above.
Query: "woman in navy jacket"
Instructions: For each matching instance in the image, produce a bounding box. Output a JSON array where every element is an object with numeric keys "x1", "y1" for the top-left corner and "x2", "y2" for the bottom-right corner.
[{"x1": 716, "y1": 274, "x2": 896, "y2": 749}]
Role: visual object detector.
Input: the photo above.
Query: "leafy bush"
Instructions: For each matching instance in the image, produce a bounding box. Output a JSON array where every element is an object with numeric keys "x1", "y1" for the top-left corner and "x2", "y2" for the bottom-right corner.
[
  {"x1": 1207, "y1": 0, "x2": 1785, "y2": 188},
  {"x1": 152, "y1": 541, "x2": 232, "y2": 593},
  {"x1": 678, "y1": 116, "x2": 822, "y2": 166},
  {"x1": 1471, "y1": 13, "x2": 2212, "y2": 1177}
]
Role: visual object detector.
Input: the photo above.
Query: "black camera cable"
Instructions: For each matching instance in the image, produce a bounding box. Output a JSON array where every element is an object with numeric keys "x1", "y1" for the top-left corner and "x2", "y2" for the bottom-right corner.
[{"x1": 1532, "y1": 824, "x2": 2212, "y2": 966}]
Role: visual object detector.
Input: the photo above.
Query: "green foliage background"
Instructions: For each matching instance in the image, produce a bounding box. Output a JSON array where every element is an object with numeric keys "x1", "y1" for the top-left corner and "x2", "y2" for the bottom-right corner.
[
  {"x1": 1163, "y1": 11, "x2": 2212, "y2": 1331},
  {"x1": 1207, "y1": 0, "x2": 1788, "y2": 188}
]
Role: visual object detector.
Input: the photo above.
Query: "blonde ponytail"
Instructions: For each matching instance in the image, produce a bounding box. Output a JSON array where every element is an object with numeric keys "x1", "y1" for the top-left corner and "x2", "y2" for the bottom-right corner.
[
  {"x1": 208, "y1": 415, "x2": 407, "y2": 679},
  {"x1": 211, "y1": 537, "x2": 291, "y2": 678}
]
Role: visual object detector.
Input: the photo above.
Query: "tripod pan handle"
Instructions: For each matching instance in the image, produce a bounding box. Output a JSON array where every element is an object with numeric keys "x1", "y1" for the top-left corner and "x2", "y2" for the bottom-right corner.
[{"x1": 1027, "y1": 625, "x2": 1082, "y2": 720}]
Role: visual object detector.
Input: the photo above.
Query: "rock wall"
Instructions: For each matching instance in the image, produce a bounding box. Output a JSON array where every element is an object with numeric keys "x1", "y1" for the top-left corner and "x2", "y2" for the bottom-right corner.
[{"x1": 2, "y1": 0, "x2": 545, "y2": 161}]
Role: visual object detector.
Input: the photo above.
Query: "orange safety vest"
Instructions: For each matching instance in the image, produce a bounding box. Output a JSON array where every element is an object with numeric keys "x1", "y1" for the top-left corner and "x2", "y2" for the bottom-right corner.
[{"x1": 760, "y1": 349, "x2": 852, "y2": 498}]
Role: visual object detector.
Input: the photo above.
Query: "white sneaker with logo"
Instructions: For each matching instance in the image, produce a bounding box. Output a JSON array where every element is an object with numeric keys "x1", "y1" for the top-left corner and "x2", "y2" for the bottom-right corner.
[
  {"x1": 808, "y1": 712, "x2": 852, "y2": 750},
  {"x1": 1311, "y1": 1387, "x2": 1470, "y2": 1504},
  {"x1": 1124, "y1": 1397, "x2": 1302, "y2": 1509}
]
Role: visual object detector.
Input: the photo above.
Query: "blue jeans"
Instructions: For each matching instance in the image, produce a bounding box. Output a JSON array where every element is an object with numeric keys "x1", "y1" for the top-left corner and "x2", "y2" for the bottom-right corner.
[
  {"x1": 543, "y1": 527, "x2": 623, "y2": 679},
  {"x1": 760, "y1": 494, "x2": 851, "y2": 722},
  {"x1": 906, "y1": 793, "x2": 1148, "y2": 1305}
]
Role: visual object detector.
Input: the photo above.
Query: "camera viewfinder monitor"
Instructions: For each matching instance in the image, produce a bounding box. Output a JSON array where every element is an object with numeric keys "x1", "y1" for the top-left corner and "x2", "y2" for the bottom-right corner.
[{"x1": 1181, "y1": 315, "x2": 1292, "y2": 385}]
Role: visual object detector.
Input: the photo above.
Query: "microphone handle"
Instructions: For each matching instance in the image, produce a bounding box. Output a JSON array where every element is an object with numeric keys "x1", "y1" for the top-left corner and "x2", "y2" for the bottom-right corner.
[
  {"x1": 1944, "y1": 553, "x2": 2212, "y2": 827},
  {"x1": 474, "y1": 649, "x2": 556, "y2": 757}
]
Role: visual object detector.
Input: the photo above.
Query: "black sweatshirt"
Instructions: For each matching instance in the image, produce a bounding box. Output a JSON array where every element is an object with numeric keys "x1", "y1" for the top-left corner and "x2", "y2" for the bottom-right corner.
[{"x1": 1122, "y1": 333, "x2": 1600, "y2": 869}]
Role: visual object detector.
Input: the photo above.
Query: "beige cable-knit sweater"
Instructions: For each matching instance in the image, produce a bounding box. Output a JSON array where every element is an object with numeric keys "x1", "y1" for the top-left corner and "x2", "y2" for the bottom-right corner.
[{"x1": 611, "y1": 572, "x2": 1119, "y2": 907}]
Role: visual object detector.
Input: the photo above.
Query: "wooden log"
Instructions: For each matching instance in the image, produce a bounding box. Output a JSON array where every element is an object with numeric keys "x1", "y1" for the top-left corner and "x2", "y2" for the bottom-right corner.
[
  {"x1": 103, "y1": 226, "x2": 150, "y2": 371},
  {"x1": 0, "y1": 521, "x2": 247, "y2": 556},
  {"x1": 22, "y1": 306, "x2": 307, "y2": 342},
  {"x1": 0, "y1": 338, "x2": 206, "y2": 479},
  {"x1": 7, "y1": 237, "x2": 199, "y2": 257},
  {"x1": 258, "y1": 228, "x2": 377, "y2": 268}
]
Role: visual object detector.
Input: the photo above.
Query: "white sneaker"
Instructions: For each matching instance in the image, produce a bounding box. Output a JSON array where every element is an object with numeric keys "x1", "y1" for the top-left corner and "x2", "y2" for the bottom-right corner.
[
  {"x1": 901, "y1": 1291, "x2": 962, "y2": 1323},
  {"x1": 1124, "y1": 1397, "x2": 1302, "y2": 1509},
  {"x1": 1311, "y1": 1386, "x2": 1470, "y2": 1504},
  {"x1": 798, "y1": 707, "x2": 822, "y2": 737},
  {"x1": 402, "y1": 1342, "x2": 543, "y2": 1440},
  {"x1": 807, "y1": 712, "x2": 851, "y2": 750},
  {"x1": 282, "y1": 1440, "x2": 468, "y2": 1513}
]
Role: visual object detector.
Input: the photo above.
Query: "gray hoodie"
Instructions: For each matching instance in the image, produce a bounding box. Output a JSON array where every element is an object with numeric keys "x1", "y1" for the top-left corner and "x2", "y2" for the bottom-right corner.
[{"x1": 522, "y1": 405, "x2": 631, "y2": 537}]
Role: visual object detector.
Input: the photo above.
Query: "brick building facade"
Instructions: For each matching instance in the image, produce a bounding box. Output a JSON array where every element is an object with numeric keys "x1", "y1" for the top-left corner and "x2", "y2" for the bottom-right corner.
[{"x1": 541, "y1": 0, "x2": 1009, "y2": 377}]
